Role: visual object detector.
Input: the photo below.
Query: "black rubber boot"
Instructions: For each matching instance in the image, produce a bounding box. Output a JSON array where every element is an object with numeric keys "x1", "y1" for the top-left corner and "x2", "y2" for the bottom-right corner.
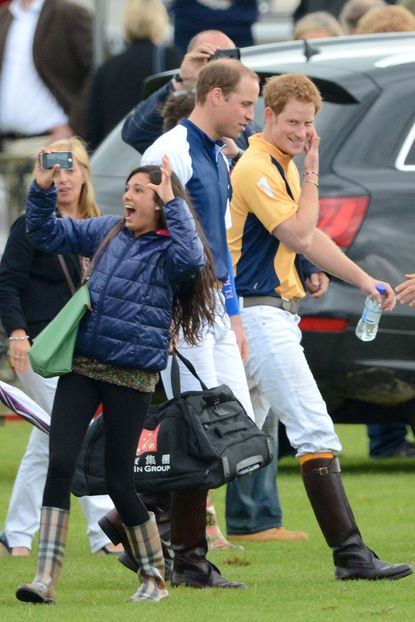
[
  {"x1": 301, "y1": 457, "x2": 412, "y2": 581},
  {"x1": 170, "y1": 489, "x2": 246, "y2": 589}
]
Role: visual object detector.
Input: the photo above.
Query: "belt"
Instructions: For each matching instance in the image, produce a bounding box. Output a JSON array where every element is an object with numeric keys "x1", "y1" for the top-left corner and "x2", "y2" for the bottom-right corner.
[
  {"x1": 0, "y1": 131, "x2": 49, "y2": 140},
  {"x1": 241, "y1": 296, "x2": 300, "y2": 315}
]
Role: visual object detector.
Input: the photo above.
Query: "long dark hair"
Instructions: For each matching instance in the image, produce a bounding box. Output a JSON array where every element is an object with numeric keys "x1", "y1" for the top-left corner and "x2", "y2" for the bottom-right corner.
[{"x1": 126, "y1": 165, "x2": 216, "y2": 345}]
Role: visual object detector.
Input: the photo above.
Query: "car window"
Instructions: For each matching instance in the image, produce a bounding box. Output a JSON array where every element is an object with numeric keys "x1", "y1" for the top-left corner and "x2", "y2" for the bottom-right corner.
[{"x1": 396, "y1": 121, "x2": 415, "y2": 171}]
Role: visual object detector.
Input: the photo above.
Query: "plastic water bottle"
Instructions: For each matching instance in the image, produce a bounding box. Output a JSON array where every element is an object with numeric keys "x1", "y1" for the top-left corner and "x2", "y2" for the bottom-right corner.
[{"x1": 355, "y1": 284, "x2": 386, "y2": 342}]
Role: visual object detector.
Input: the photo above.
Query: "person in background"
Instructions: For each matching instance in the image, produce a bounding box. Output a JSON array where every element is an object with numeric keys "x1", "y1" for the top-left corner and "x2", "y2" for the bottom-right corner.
[
  {"x1": 168, "y1": 0, "x2": 258, "y2": 55},
  {"x1": 15, "y1": 151, "x2": 213, "y2": 605},
  {"x1": 355, "y1": 2, "x2": 415, "y2": 29},
  {"x1": 292, "y1": 10, "x2": 344, "y2": 39},
  {"x1": 227, "y1": 72, "x2": 412, "y2": 581},
  {"x1": 0, "y1": 137, "x2": 120, "y2": 558},
  {"x1": 0, "y1": 0, "x2": 93, "y2": 153},
  {"x1": 293, "y1": 0, "x2": 349, "y2": 21},
  {"x1": 86, "y1": 0, "x2": 181, "y2": 152},
  {"x1": 339, "y1": 0, "x2": 387, "y2": 33}
]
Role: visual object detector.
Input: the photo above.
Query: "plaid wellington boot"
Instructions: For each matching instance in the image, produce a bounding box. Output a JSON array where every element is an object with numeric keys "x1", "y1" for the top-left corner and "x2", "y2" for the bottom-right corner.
[
  {"x1": 16, "y1": 506, "x2": 69, "y2": 604},
  {"x1": 124, "y1": 513, "x2": 169, "y2": 602}
]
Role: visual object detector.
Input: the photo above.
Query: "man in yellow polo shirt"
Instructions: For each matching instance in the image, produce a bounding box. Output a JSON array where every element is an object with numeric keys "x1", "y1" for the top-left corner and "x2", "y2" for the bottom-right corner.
[{"x1": 226, "y1": 73, "x2": 412, "y2": 581}]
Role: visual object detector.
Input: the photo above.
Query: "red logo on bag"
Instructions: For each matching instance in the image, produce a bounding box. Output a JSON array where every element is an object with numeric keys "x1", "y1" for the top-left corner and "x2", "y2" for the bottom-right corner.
[{"x1": 136, "y1": 425, "x2": 160, "y2": 456}]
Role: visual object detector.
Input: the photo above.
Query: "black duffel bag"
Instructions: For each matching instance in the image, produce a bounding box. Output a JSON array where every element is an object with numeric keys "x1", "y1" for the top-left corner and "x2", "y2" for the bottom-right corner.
[{"x1": 72, "y1": 350, "x2": 273, "y2": 495}]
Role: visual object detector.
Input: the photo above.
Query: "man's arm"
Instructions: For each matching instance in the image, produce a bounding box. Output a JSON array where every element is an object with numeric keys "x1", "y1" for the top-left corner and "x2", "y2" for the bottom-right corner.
[
  {"x1": 272, "y1": 131, "x2": 320, "y2": 253},
  {"x1": 306, "y1": 228, "x2": 396, "y2": 310},
  {"x1": 122, "y1": 41, "x2": 222, "y2": 153},
  {"x1": 122, "y1": 81, "x2": 175, "y2": 153}
]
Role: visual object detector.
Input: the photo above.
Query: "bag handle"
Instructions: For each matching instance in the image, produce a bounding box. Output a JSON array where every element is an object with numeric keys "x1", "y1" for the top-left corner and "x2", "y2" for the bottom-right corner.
[
  {"x1": 82, "y1": 219, "x2": 125, "y2": 285},
  {"x1": 57, "y1": 255, "x2": 77, "y2": 296},
  {"x1": 170, "y1": 347, "x2": 209, "y2": 396}
]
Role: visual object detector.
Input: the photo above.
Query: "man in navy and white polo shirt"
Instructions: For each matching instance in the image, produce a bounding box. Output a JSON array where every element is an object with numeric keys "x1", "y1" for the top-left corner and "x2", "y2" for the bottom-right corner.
[{"x1": 140, "y1": 58, "x2": 259, "y2": 589}]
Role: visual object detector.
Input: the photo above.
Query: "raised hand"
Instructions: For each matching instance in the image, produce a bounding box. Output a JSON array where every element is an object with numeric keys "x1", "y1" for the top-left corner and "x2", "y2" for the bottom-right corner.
[
  {"x1": 147, "y1": 154, "x2": 175, "y2": 205},
  {"x1": 35, "y1": 150, "x2": 60, "y2": 190},
  {"x1": 396, "y1": 273, "x2": 415, "y2": 306}
]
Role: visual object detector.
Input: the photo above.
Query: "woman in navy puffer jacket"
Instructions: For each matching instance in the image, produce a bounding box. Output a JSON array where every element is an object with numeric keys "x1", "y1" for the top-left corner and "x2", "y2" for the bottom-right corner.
[{"x1": 17, "y1": 153, "x2": 215, "y2": 606}]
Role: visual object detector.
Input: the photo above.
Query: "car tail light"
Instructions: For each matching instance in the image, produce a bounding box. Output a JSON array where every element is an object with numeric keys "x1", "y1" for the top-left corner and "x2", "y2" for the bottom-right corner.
[
  {"x1": 299, "y1": 317, "x2": 348, "y2": 332},
  {"x1": 318, "y1": 196, "x2": 369, "y2": 248}
]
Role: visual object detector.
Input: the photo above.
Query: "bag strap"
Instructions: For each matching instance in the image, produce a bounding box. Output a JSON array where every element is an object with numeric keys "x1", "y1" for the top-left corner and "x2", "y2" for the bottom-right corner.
[
  {"x1": 170, "y1": 347, "x2": 209, "y2": 396},
  {"x1": 82, "y1": 219, "x2": 124, "y2": 285},
  {"x1": 57, "y1": 255, "x2": 76, "y2": 296}
]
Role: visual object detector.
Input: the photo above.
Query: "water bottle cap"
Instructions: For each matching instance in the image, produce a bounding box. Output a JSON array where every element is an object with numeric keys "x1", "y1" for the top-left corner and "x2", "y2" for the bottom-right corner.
[{"x1": 376, "y1": 284, "x2": 386, "y2": 295}]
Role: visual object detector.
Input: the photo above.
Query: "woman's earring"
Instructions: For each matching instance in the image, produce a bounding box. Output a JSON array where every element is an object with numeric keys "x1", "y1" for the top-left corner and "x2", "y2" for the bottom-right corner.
[{"x1": 155, "y1": 207, "x2": 161, "y2": 211}]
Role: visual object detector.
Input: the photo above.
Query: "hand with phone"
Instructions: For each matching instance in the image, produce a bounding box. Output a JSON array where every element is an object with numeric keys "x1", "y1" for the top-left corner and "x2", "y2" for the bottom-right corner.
[
  {"x1": 40, "y1": 151, "x2": 73, "y2": 170},
  {"x1": 35, "y1": 150, "x2": 72, "y2": 190},
  {"x1": 174, "y1": 44, "x2": 240, "y2": 87}
]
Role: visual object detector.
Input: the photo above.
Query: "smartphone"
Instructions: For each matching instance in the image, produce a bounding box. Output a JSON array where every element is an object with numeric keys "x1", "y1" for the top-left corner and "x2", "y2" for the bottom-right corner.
[
  {"x1": 209, "y1": 48, "x2": 241, "y2": 62},
  {"x1": 40, "y1": 151, "x2": 73, "y2": 170}
]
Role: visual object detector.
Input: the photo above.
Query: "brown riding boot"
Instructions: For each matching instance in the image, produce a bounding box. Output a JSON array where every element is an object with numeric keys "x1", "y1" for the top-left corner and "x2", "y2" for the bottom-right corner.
[
  {"x1": 301, "y1": 456, "x2": 412, "y2": 581},
  {"x1": 16, "y1": 507, "x2": 69, "y2": 604},
  {"x1": 170, "y1": 489, "x2": 247, "y2": 589}
]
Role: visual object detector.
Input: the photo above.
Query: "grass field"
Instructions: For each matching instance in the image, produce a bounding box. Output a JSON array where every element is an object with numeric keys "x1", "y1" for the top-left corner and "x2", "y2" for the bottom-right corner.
[{"x1": 0, "y1": 419, "x2": 414, "y2": 622}]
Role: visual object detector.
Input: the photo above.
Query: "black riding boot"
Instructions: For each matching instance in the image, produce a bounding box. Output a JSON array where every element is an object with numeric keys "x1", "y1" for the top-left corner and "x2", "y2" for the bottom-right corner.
[
  {"x1": 170, "y1": 489, "x2": 246, "y2": 589},
  {"x1": 301, "y1": 456, "x2": 412, "y2": 581}
]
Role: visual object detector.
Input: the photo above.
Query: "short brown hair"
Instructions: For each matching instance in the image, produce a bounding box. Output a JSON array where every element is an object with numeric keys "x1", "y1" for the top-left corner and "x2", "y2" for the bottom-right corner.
[
  {"x1": 263, "y1": 73, "x2": 322, "y2": 115},
  {"x1": 356, "y1": 5, "x2": 415, "y2": 33},
  {"x1": 195, "y1": 59, "x2": 259, "y2": 105},
  {"x1": 160, "y1": 88, "x2": 196, "y2": 132}
]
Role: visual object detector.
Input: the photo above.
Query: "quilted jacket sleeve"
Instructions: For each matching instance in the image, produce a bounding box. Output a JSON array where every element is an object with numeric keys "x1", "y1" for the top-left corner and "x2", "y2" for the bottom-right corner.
[{"x1": 25, "y1": 181, "x2": 118, "y2": 257}]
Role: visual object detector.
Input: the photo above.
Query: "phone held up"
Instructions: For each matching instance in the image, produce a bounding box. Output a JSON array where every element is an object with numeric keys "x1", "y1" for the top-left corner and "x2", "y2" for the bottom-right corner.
[
  {"x1": 209, "y1": 48, "x2": 241, "y2": 62},
  {"x1": 40, "y1": 152, "x2": 73, "y2": 170}
]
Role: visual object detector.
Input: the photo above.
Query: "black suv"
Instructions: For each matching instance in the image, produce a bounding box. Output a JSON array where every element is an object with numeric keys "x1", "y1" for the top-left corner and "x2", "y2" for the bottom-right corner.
[{"x1": 92, "y1": 33, "x2": 415, "y2": 427}]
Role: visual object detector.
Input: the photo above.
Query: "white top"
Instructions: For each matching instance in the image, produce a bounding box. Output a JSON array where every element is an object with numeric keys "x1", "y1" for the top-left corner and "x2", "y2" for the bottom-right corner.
[{"x1": 0, "y1": 0, "x2": 68, "y2": 134}]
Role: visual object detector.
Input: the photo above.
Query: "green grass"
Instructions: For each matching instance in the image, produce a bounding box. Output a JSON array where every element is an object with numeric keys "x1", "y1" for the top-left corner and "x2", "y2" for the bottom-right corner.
[{"x1": 1, "y1": 420, "x2": 414, "y2": 622}]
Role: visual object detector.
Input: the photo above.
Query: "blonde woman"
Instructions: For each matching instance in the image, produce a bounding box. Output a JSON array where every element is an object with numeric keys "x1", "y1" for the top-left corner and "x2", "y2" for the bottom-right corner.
[{"x1": 0, "y1": 137, "x2": 120, "y2": 558}]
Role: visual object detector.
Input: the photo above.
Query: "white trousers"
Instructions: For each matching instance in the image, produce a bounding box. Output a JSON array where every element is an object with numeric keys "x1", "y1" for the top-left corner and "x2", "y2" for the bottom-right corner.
[
  {"x1": 241, "y1": 305, "x2": 342, "y2": 456},
  {"x1": 161, "y1": 298, "x2": 254, "y2": 419},
  {"x1": 4, "y1": 365, "x2": 114, "y2": 553}
]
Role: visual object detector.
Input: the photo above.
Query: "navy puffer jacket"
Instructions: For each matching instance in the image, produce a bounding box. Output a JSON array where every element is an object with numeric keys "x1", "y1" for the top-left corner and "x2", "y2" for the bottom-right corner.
[{"x1": 25, "y1": 182, "x2": 205, "y2": 371}]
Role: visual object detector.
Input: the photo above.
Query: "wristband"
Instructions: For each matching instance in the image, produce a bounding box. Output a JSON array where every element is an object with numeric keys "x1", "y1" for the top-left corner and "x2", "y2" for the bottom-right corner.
[
  {"x1": 174, "y1": 73, "x2": 184, "y2": 83},
  {"x1": 304, "y1": 170, "x2": 318, "y2": 177},
  {"x1": 231, "y1": 150, "x2": 244, "y2": 165},
  {"x1": 305, "y1": 179, "x2": 319, "y2": 188},
  {"x1": 8, "y1": 335, "x2": 29, "y2": 341}
]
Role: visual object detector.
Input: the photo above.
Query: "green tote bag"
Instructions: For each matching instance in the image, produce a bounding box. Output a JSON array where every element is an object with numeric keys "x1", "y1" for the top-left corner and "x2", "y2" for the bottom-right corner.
[
  {"x1": 29, "y1": 283, "x2": 91, "y2": 378},
  {"x1": 28, "y1": 219, "x2": 125, "y2": 379}
]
